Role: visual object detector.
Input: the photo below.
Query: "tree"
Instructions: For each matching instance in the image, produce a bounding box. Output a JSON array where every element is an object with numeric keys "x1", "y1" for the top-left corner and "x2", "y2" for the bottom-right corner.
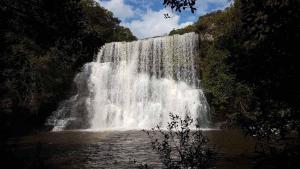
[
  {"x1": 0, "y1": 0, "x2": 136, "y2": 138},
  {"x1": 135, "y1": 113, "x2": 215, "y2": 169}
]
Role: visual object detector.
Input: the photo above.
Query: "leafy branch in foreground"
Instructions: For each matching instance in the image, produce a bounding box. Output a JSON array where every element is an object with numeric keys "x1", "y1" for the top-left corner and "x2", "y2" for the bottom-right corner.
[
  {"x1": 135, "y1": 113, "x2": 216, "y2": 169},
  {"x1": 163, "y1": 0, "x2": 197, "y2": 13}
]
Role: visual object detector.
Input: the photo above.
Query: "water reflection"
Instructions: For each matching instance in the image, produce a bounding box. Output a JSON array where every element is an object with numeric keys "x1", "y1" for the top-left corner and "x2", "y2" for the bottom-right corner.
[{"x1": 9, "y1": 130, "x2": 255, "y2": 169}]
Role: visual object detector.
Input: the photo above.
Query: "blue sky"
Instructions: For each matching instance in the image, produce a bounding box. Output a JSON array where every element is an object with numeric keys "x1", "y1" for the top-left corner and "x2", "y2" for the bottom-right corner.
[{"x1": 98, "y1": 0, "x2": 232, "y2": 39}]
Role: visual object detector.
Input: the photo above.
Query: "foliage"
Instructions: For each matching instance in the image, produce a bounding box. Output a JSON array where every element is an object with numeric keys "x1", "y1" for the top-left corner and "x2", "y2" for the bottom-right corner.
[
  {"x1": 170, "y1": 0, "x2": 300, "y2": 133},
  {"x1": 163, "y1": 0, "x2": 197, "y2": 13},
  {"x1": 0, "y1": 0, "x2": 136, "y2": 139},
  {"x1": 169, "y1": 25, "x2": 196, "y2": 35},
  {"x1": 136, "y1": 113, "x2": 215, "y2": 169},
  {"x1": 169, "y1": 1, "x2": 300, "y2": 166},
  {"x1": 188, "y1": 4, "x2": 247, "y2": 121},
  {"x1": 173, "y1": 0, "x2": 300, "y2": 167},
  {"x1": 228, "y1": 0, "x2": 300, "y2": 152}
]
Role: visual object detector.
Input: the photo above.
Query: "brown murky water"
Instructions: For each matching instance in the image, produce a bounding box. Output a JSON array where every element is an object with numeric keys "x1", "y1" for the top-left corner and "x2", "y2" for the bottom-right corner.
[{"x1": 7, "y1": 129, "x2": 255, "y2": 169}]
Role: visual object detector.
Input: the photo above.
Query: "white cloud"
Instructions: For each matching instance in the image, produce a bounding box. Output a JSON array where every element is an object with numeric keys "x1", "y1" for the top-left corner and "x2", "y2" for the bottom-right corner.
[
  {"x1": 123, "y1": 9, "x2": 192, "y2": 39},
  {"x1": 100, "y1": 0, "x2": 134, "y2": 20},
  {"x1": 99, "y1": 0, "x2": 232, "y2": 39}
]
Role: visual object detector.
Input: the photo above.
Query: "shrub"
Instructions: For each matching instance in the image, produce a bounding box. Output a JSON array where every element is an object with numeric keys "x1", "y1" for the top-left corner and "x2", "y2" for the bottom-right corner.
[{"x1": 135, "y1": 113, "x2": 216, "y2": 169}]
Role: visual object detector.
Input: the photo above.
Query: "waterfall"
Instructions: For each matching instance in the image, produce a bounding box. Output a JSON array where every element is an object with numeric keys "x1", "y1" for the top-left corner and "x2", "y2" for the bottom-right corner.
[{"x1": 47, "y1": 32, "x2": 209, "y2": 131}]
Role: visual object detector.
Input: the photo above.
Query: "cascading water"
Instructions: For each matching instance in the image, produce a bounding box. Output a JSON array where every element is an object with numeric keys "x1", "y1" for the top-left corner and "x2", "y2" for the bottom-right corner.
[{"x1": 47, "y1": 32, "x2": 209, "y2": 131}]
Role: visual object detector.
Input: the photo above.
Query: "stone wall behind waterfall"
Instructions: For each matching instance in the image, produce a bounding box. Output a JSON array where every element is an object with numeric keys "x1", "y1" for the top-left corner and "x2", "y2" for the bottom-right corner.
[{"x1": 47, "y1": 32, "x2": 210, "y2": 131}]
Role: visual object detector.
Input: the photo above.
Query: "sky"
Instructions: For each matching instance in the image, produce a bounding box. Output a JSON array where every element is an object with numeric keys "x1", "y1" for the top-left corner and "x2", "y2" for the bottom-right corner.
[{"x1": 98, "y1": 0, "x2": 232, "y2": 39}]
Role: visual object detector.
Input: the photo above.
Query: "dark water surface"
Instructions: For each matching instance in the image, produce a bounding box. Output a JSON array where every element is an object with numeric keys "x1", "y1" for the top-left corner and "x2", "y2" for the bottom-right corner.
[{"x1": 8, "y1": 129, "x2": 255, "y2": 169}]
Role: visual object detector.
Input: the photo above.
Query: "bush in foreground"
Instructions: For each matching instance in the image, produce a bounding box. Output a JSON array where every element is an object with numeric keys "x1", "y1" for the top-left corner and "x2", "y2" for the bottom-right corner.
[{"x1": 135, "y1": 113, "x2": 216, "y2": 169}]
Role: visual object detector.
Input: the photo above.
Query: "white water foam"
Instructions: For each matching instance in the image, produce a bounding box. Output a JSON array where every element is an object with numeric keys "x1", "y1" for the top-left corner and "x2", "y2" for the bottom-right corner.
[{"x1": 47, "y1": 33, "x2": 210, "y2": 131}]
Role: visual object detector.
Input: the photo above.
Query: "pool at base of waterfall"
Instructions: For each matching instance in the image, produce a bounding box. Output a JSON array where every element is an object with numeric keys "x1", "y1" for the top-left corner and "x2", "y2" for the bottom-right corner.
[{"x1": 7, "y1": 130, "x2": 256, "y2": 169}]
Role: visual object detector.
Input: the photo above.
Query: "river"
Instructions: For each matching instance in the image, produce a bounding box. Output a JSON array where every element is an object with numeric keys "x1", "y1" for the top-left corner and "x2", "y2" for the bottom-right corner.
[{"x1": 7, "y1": 129, "x2": 255, "y2": 169}]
